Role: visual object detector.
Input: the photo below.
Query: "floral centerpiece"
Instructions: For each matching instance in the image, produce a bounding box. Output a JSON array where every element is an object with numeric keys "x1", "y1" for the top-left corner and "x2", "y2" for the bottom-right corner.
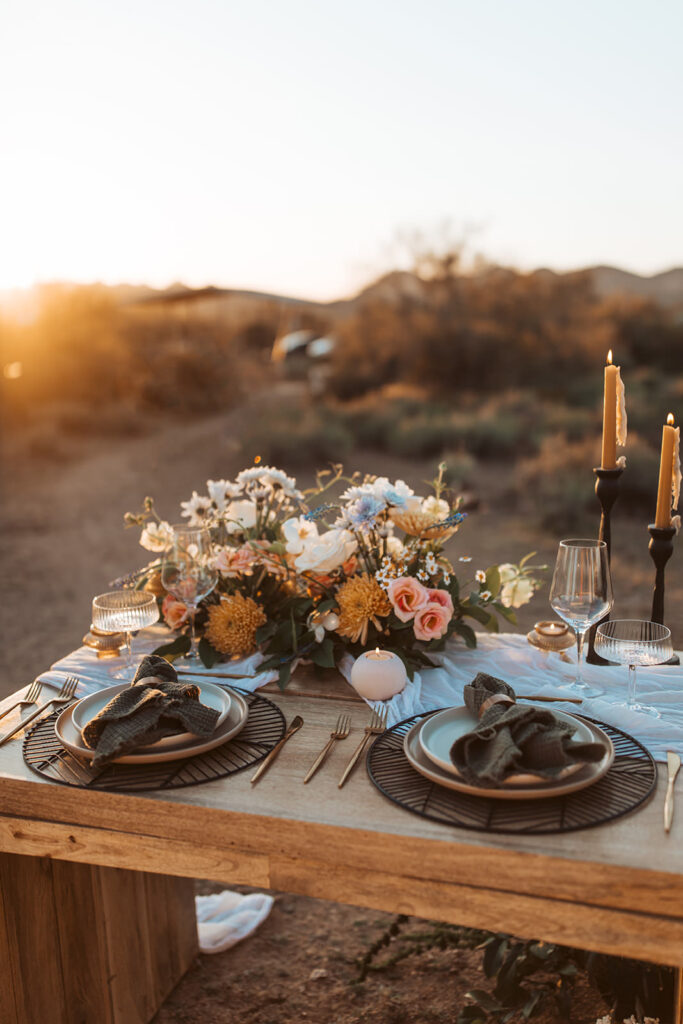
[{"x1": 125, "y1": 463, "x2": 542, "y2": 687}]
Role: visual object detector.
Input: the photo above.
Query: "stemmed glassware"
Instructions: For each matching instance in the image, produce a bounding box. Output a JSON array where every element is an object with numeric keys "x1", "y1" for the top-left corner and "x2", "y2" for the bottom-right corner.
[
  {"x1": 549, "y1": 539, "x2": 613, "y2": 697},
  {"x1": 595, "y1": 619, "x2": 672, "y2": 717},
  {"x1": 161, "y1": 525, "x2": 217, "y2": 662},
  {"x1": 92, "y1": 590, "x2": 159, "y2": 679}
]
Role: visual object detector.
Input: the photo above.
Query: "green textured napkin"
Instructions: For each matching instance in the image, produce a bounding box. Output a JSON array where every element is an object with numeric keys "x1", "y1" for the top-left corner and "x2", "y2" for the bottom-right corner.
[
  {"x1": 81, "y1": 654, "x2": 220, "y2": 769},
  {"x1": 449, "y1": 672, "x2": 605, "y2": 786}
]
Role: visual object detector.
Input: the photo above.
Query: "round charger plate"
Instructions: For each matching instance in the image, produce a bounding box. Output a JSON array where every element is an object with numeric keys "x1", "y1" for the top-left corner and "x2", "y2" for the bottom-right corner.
[
  {"x1": 367, "y1": 712, "x2": 655, "y2": 834},
  {"x1": 23, "y1": 688, "x2": 286, "y2": 792},
  {"x1": 70, "y1": 680, "x2": 232, "y2": 752},
  {"x1": 417, "y1": 706, "x2": 595, "y2": 785},
  {"x1": 57, "y1": 688, "x2": 248, "y2": 765},
  {"x1": 405, "y1": 716, "x2": 614, "y2": 800}
]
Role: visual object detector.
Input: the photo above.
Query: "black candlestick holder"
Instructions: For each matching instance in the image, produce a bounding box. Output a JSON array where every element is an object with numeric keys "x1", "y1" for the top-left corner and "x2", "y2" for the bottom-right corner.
[
  {"x1": 647, "y1": 523, "x2": 680, "y2": 665},
  {"x1": 586, "y1": 465, "x2": 623, "y2": 665}
]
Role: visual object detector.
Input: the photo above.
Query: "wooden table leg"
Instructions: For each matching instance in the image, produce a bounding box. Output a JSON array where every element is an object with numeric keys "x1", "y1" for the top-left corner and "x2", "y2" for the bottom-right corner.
[
  {"x1": 0, "y1": 852, "x2": 197, "y2": 1024},
  {"x1": 675, "y1": 966, "x2": 683, "y2": 1024}
]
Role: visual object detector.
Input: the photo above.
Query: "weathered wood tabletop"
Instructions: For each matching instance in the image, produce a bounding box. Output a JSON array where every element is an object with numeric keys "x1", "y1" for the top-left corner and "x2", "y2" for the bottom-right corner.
[{"x1": 0, "y1": 665, "x2": 681, "y2": 1023}]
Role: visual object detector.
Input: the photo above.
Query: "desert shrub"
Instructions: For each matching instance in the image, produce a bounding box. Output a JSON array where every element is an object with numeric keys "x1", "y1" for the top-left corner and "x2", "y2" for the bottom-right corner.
[
  {"x1": 517, "y1": 433, "x2": 660, "y2": 531},
  {"x1": 239, "y1": 403, "x2": 353, "y2": 466},
  {"x1": 440, "y1": 449, "x2": 477, "y2": 489}
]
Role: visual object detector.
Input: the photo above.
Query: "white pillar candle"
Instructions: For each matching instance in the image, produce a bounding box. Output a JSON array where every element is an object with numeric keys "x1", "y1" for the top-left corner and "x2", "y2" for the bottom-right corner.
[{"x1": 350, "y1": 649, "x2": 407, "y2": 700}]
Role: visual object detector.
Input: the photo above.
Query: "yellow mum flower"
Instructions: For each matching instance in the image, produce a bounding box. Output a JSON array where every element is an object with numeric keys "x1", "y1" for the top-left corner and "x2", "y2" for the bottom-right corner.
[
  {"x1": 335, "y1": 573, "x2": 392, "y2": 645},
  {"x1": 205, "y1": 594, "x2": 267, "y2": 657}
]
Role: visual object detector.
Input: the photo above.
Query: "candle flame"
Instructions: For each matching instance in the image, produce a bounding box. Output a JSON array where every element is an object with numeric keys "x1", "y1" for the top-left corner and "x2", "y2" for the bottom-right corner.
[
  {"x1": 607, "y1": 350, "x2": 613, "y2": 365},
  {"x1": 668, "y1": 413, "x2": 675, "y2": 426},
  {"x1": 375, "y1": 647, "x2": 380, "y2": 655}
]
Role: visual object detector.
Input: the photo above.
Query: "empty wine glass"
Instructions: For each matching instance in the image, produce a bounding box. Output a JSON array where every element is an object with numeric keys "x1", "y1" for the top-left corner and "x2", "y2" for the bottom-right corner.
[
  {"x1": 161, "y1": 525, "x2": 217, "y2": 662},
  {"x1": 595, "y1": 619, "x2": 672, "y2": 717},
  {"x1": 549, "y1": 539, "x2": 613, "y2": 697},
  {"x1": 92, "y1": 590, "x2": 159, "y2": 679}
]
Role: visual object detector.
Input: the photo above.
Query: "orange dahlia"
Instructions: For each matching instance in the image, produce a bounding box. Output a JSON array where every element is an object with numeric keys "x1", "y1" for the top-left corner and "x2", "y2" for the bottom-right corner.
[
  {"x1": 205, "y1": 594, "x2": 267, "y2": 657},
  {"x1": 335, "y1": 573, "x2": 392, "y2": 645}
]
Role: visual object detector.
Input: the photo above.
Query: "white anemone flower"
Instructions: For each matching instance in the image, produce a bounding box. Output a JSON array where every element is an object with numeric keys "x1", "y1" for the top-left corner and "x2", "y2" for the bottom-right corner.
[
  {"x1": 224, "y1": 500, "x2": 258, "y2": 534},
  {"x1": 139, "y1": 520, "x2": 174, "y2": 552},
  {"x1": 180, "y1": 491, "x2": 213, "y2": 526},
  {"x1": 282, "y1": 516, "x2": 319, "y2": 554}
]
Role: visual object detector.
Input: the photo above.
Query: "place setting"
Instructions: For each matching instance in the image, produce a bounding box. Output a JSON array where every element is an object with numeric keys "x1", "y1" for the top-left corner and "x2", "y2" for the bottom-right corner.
[{"x1": 22, "y1": 650, "x2": 286, "y2": 792}]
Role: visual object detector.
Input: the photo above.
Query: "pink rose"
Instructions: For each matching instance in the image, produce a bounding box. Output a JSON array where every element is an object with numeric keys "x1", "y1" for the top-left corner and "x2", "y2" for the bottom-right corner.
[
  {"x1": 162, "y1": 595, "x2": 189, "y2": 631},
  {"x1": 427, "y1": 588, "x2": 454, "y2": 615},
  {"x1": 413, "y1": 601, "x2": 452, "y2": 642},
  {"x1": 387, "y1": 576, "x2": 430, "y2": 622},
  {"x1": 214, "y1": 544, "x2": 257, "y2": 578}
]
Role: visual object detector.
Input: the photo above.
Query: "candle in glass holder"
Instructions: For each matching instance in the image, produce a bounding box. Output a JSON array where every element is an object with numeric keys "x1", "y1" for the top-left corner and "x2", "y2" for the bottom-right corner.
[{"x1": 350, "y1": 648, "x2": 407, "y2": 700}]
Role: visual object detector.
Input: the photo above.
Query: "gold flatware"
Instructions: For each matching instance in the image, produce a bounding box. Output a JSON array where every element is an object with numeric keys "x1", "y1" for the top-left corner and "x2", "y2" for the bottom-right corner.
[
  {"x1": 303, "y1": 713, "x2": 351, "y2": 784},
  {"x1": 176, "y1": 669, "x2": 248, "y2": 680},
  {"x1": 665, "y1": 751, "x2": 681, "y2": 833},
  {"x1": 338, "y1": 707, "x2": 388, "y2": 789},
  {"x1": 518, "y1": 694, "x2": 583, "y2": 704},
  {"x1": 250, "y1": 715, "x2": 303, "y2": 784},
  {"x1": 0, "y1": 681, "x2": 43, "y2": 725},
  {"x1": 0, "y1": 677, "x2": 79, "y2": 747}
]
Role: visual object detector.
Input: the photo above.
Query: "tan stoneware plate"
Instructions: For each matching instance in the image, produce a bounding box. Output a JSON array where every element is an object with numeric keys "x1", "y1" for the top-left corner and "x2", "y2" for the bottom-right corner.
[
  {"x1": 70, "y1": 680, "x2": 232, "y2": 751},
  {"x1": 56, "y1": 687, "x2": 248, "y2": 765},
  {"x1": 417, "y1": 705, "x2": 593, "y2": 784},
  {"x1": 404, "y1": 714, "x2": 614, "y2": 800}
]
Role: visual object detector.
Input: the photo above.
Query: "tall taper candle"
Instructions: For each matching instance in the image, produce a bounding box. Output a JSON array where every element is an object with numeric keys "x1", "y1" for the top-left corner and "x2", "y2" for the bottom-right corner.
[
  {"x1": 601, "y1": 351, "x2": 626, "y2": 469},
  {"x1": 655, "y1": 414, "x2": 679, "y2": 528}
]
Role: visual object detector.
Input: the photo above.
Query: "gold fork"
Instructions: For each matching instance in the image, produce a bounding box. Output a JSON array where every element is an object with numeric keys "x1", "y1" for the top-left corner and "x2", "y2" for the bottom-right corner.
[
  {"x1": 338, "y1": 707, "x2": 388, "y2": 789},
  {"x1": 303, "y1": 713, "x2": 351, "y2": 784},
  {"x1": 0, "y1": 676, "x2": 79, "y2": 746},
  {"x1": 0, "y1": 681, "x2": 43, "y2": 725}
]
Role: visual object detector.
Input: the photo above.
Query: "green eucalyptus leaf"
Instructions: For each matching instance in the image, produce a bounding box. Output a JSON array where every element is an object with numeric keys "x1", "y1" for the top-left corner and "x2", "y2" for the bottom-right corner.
[
  {"x1": 152, "y1": 635, "x2": 191, "y2": 660},
  {"x1": 485, "y1": 565, "x2": 501, "y2": 599},
  {"x1": 198, "y1": 638, "x2": 220, "y2": 668}
]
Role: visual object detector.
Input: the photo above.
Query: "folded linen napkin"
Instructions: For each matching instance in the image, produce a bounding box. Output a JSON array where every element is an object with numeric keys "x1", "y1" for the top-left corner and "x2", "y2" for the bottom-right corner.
[
  {"x1": 450, "y1": 672, "x2": 605, "y2": 786},
  {"x1": 81, "y1": 655, "x2": 220, "y2": 768},
  {"x1": 195, "y1": 890, "x2": 274, "y2": 954}
]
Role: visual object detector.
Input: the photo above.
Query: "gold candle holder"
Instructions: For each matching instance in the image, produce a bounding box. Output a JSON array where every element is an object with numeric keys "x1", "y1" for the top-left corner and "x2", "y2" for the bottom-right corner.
[
  {"x1": 83, "y1": 625, "x2": 126, "y2": 659},
  {"x1": 527, "y1": 620, "x2": 575, "y2": 653}
]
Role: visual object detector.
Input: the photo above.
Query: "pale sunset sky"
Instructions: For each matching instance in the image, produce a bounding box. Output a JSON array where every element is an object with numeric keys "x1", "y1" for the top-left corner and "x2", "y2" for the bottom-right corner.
[{"x1": 1, "y1": 0, "x2": 682, "y2": 300}]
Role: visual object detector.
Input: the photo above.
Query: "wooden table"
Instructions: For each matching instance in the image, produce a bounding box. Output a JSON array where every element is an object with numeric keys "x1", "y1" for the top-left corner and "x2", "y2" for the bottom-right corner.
[{"x1": 0, "y1": 667, "x2": 681, "y2": 1023}]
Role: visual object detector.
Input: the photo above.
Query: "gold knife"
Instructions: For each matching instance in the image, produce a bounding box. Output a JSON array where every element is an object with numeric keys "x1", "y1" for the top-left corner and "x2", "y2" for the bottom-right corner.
[
  {"x1": 665, "y1": 751, "x2": 681, "y2": 833},
  {"x1": 250, "y1": 715, "x2": 303, "y2": 784}
]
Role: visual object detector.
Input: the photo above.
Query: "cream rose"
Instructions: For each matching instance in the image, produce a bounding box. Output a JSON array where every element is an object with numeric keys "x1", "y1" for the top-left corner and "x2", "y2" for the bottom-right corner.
[
  {"x1": 294, "y1": 528, "x2": 357, "y2": 574},
  {"x1": 421, "y1": 496, "x2": 450, "y2": 521},
  {"x1": 500, "y1": 576, "x2": 534, "y2": 608},
  {"x1": 139, "y1": 520, "x2": 173, "y2": 552},
  {"x1": 387, "y1": 576, "x2": 430, "y2": 622},
  {"x1": 224, "y1": 500, "x2": 258, "y2": 534},
  {"x1": 413, "y1": 601, "x2": 452, "y2": 641}
]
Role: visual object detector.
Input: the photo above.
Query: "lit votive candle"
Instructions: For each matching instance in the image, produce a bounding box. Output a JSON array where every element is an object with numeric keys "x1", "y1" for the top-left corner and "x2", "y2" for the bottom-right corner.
[
  {"x1": 535, "y1": 621, "x2": 569, "y2": 638},
  {"x1": 350, "y1": 648, "x2": 407, "y2": 700}
]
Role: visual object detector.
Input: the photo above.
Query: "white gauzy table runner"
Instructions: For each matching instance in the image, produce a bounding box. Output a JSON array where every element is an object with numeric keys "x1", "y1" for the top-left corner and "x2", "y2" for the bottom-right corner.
[{"x1": 41, "y1": 625, "x2": 683, "y2": 762}]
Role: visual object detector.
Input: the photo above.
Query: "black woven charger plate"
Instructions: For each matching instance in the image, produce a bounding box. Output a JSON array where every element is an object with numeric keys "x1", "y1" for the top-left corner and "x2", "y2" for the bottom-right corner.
[
  {"x1": 22, "y1": 688, "x2": 285, "y2": 792},
  {"x1": 366, "y1": 713, "x2": 657, "y2": 834}
]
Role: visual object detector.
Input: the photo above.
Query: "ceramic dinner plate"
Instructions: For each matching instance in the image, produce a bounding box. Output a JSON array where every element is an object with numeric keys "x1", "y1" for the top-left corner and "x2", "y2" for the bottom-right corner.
[
  {"x1": 404, "y1": 713, "x2": 614, "y2": 800},
  {"x1": 70, "y1": 680, "x2": 232, "y2": 752},
  {"x1": 56, "y1": 687, "x2": 249, "y2": 765},
  {"x1": 418, "y1": 706, "x2": 595, "y2": 785}
]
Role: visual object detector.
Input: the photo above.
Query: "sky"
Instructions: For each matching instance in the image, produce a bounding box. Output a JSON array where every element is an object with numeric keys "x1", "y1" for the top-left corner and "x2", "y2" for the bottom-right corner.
[{"x1": 1, "y1": 0, "x2": 683, "y2": 300}]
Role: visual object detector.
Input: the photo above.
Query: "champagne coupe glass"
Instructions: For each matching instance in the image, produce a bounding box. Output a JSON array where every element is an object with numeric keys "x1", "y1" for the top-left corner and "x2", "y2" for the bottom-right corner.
[
  {"x1": 549, "y1": 539, "x2": 613, "y2": 697},
  {"x1": 595, "y1": 619, "x2": 672, "y2": 718},
  {"x1": 92, "y1": 590, "x2": 159, "y2": 679},
  {"x1": 161, "y1": 525, "x2": 217, "y2": 662}
]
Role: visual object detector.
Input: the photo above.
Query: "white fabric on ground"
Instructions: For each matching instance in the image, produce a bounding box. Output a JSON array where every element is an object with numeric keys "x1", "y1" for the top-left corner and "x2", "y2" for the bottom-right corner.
[{"x1": 195, "y1": 890, "x2": 274, "y2": 954}]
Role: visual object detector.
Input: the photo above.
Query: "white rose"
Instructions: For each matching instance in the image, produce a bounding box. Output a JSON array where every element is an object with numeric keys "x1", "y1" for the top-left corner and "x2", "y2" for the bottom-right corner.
[
  {"x1": 224, "y1": 500, "x2": 258, "y2": 534},
  {"x1": 421, "y1": 496, "x2": 450, "y2": 521},
  {"x1": 282, "y1": 516, "x2": 319, "y2": 554},
  {"x1": 294, "y1": 528, "x2": 357, "y2": 574},
  {"x1": 497, "y1": 563, "x2": 517, "y2": 584},
  {"x1": 500, "y1": 577, "x2": 534, "y2": 608},
  {"x1": 140, "y1": 520, "x2": 173, "y2": 552}
]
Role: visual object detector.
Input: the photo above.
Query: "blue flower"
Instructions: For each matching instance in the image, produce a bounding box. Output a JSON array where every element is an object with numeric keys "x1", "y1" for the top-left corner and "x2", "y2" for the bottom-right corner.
[{"x1": 346, "y1": 494, "x2": 385, "y2": 529}]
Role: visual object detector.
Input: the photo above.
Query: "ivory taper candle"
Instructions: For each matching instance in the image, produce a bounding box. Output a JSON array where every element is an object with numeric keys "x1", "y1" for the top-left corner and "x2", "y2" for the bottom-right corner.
[
  {"x1": 601, "y1": 350, "x2": 626, "y2": 469},
  {"x1": 655, "y1": 414, "x2": 680, "y2": 528}
]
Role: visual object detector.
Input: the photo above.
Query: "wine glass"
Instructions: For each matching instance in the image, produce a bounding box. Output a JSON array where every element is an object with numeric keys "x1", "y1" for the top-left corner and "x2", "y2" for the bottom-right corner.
[
  {"x1": 549, "y1": 539, "x2": 613, "y2": 697},
  {"x1": 92, "y1": 590, "x2": 159, "y2": 679},
  {"x1": 161, "y1": 525, "x2": 217, "y2": 662},
  {"x1": 595, "y1": 619, "x2": 672, "y2": 717}
]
